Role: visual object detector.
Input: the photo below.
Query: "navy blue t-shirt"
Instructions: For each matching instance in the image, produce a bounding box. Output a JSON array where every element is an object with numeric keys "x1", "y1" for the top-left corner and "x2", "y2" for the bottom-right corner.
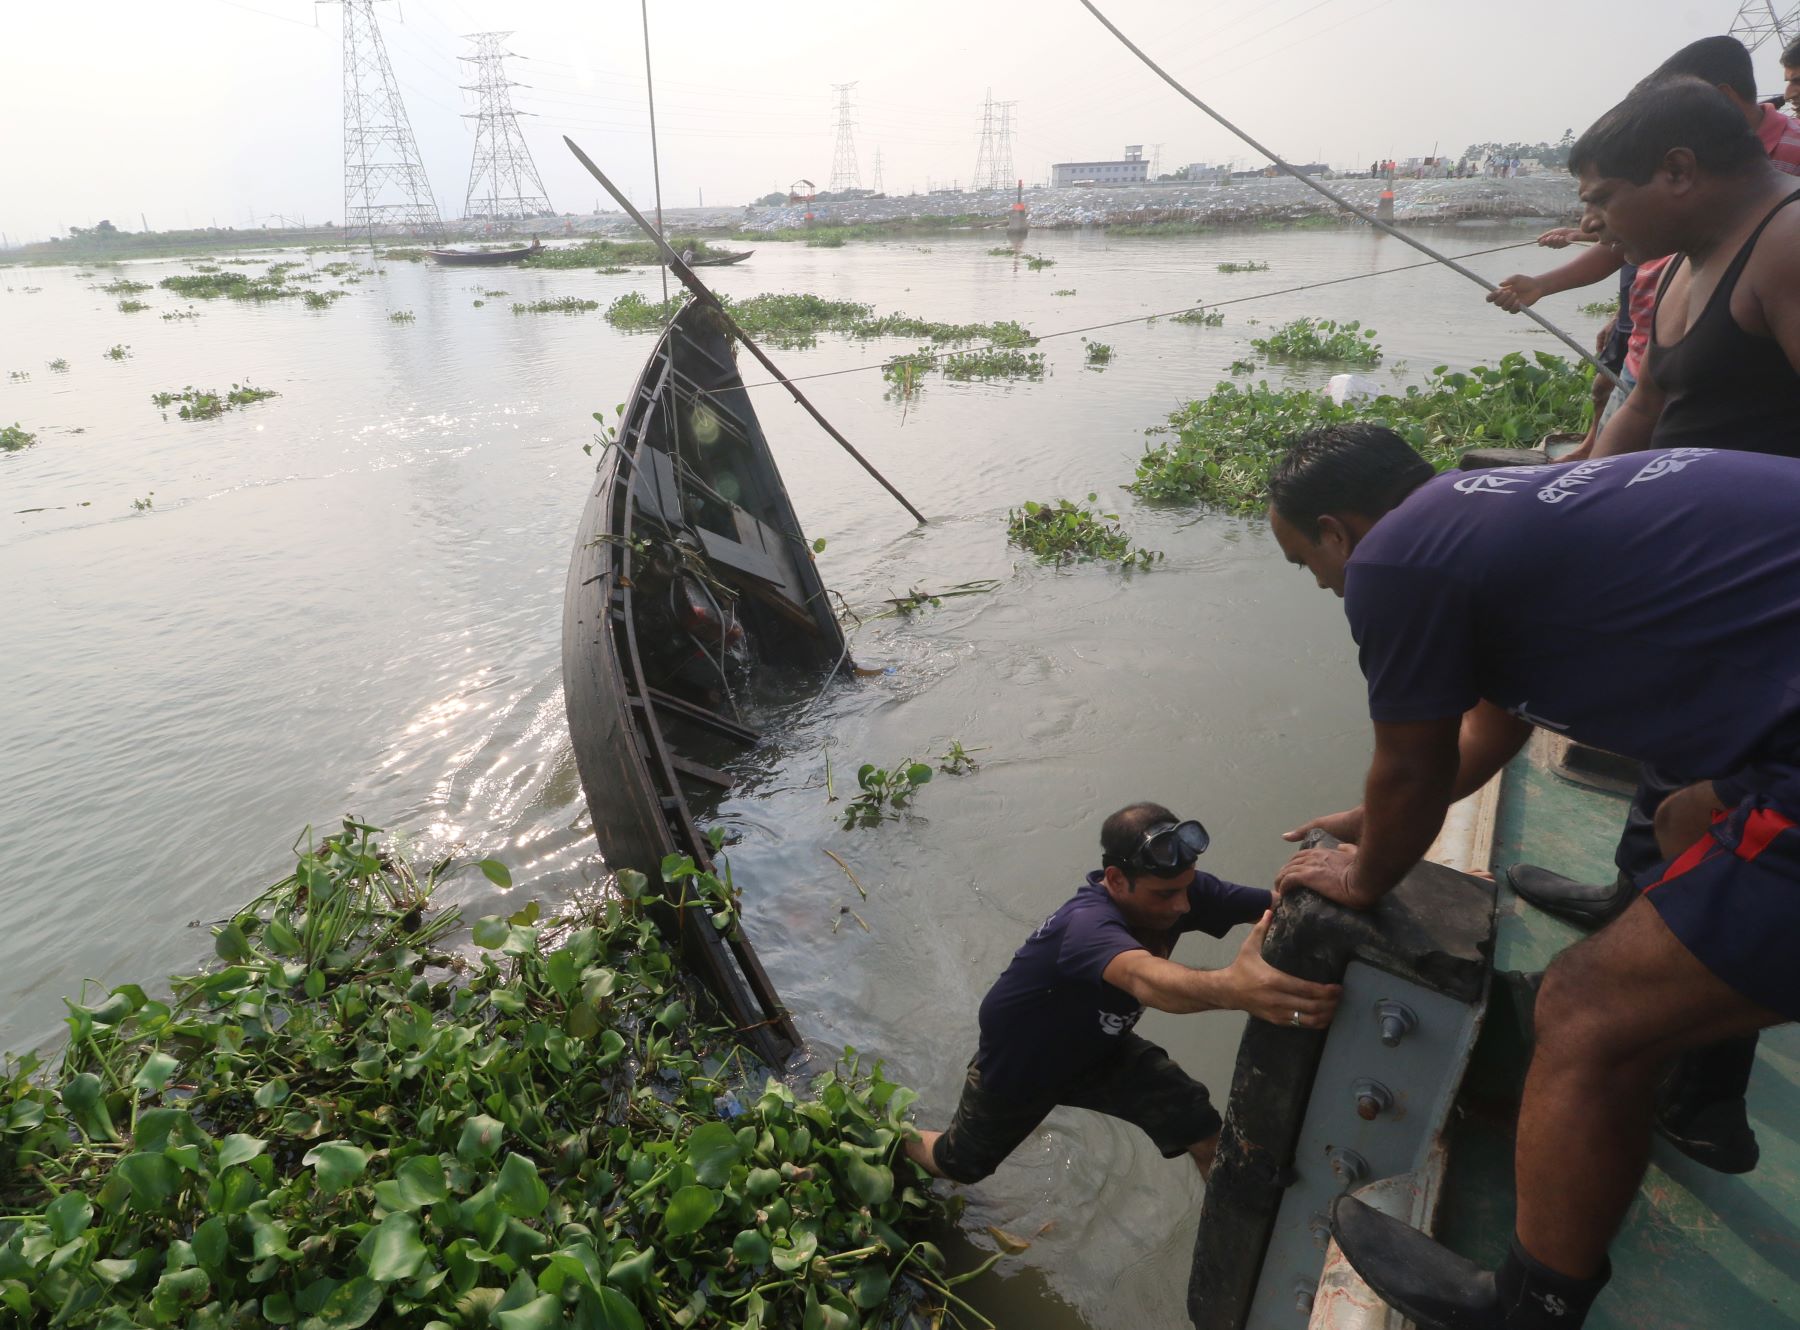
[
  {"x1": 973, "y1": 870, "x2": 1270, "y2": 1098},
  {"x1": 1346, "y1": 448, "x2": 1800, "y2": 803}
]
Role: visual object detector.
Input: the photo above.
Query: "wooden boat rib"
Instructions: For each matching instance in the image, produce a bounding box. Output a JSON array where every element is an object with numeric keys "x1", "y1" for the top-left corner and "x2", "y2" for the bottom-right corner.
[
  {"x1": 427, "y1": 238, "x2": 542, "y2": 266},
  {"x1": 563, "y1": 298, "x2": 845, "y2": 1069}
]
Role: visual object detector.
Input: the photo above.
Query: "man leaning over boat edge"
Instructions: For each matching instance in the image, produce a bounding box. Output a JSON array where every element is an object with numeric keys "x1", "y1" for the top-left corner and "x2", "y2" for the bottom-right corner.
[
  {"x1": 1265, "y1": 425, "x2": 1800, "y2": 1330},
  {"x1": 903, "y1": 802, "x2": 1340, "y2": 1187}
]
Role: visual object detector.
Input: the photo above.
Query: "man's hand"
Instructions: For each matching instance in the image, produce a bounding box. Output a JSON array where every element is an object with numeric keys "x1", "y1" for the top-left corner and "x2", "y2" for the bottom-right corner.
[
  {"x1": 1281, "y1": 805, "x2": 1365, "y2": 846},
  {"x1": 1220, "y1": 912, "x2": 1341, "y2": 1028},
  {"x1": 1275, "y1": 843, "x2": 1371, "y2": 909},
  {"x1": 1487, "y1": 274, "x2": 1545, "y2": 313},
  {"x1": 1536, "y1": 227, "x2": 1587, "y2": 248}
]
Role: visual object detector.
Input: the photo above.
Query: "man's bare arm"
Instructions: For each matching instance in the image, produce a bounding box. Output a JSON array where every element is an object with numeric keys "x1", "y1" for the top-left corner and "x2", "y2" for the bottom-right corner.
[
  {"x1": 1488, "y1": 245, "x2": 1624, "y2": 314},
  {"x1": 1280, "y1": 702, "x2": 1529, "y2": 848},
  {"x1": 1588, "y1": 358, "x2": 1665, "y2": 457},
  {"x1": 1277, "y1": 716, "x2": 1462, "y2": 909},
  {"x1": 1101, "y1": 913, "x2": 1341, "y2": 1028}
]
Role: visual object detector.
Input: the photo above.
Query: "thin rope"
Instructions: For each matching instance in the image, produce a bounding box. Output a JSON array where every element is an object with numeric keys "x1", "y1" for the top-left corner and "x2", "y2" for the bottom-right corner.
[
  {"x1": 718, "y1": 237, "x2": 1555, "y2": 394},
  {"x1": 639, "y1": 0, "x2": 668, "y2": 304},
  {"x1": 1076, "y1": 0, "x2": 1615, "y2": 387}
]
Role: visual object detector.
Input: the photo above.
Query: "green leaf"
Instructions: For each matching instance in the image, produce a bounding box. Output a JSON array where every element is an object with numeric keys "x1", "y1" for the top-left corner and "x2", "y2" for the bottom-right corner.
[
  {"x1": 305, "y1": 969, "x2": 327, "y2": 999},
  {"x1": 905, "y1": 763, "x2": 933, "y2": 786},
  {"x1": 374, "y1": 1154, "x2": 448, "y2": 1212},
  {"x1": 495, "y1": 1295, "x2": 562, "y2": 1330},
  {"x1": 845, "y1": 1155, "x2": 893, "y2": 1206},
  {"x1": 132, "y1": 1050, "x2": 179, "y2": 1094},
  {"x1": 214, "y1": 921, "x2": 252, "y2": 962},
  {"x1": 471, "y1": 917, "x2": 509, "y2": 949},
  {"x1": 361, "y1": 1213, "x2": 428, "y2": 1283},
  {"x1": 614, "y1": 868, "x2": 646, "y2": 900},
  {"x1": 589, "y1": 1286, "x2": 646, "y2": 1330},
  {"x1": 732, "y1": 1229, "x2": 771, "y2": 1266},
  {"x1": 606, "y1": 1247, "x2": 653, "y2": 1295},
  {"x1": 654, "y1": 1001, "x2": 687, "y2": 1030},
  {"x1": 457, "y1": 1114, "x2": 505, "y2": 1162},
  {"x1": 117, "y1": 1151, "x2": 180, "y2": 1212},
  {"x1": 193, "y1": 1215, "x2": 229, "y2": 1270},
  {"x1": 852, "y1": 1265, "x2": 892, "y2": 1309},
  {"x1": 686, "y1": 1121, "x2": 740, "y2": 1187},
  {"x1": 60, "y1": 1071, "x2": 118, "y2": 1142},
  {"x1": 254, "y1": 1079, "x2": 290, "y2": 1108},
  {"x1": 495, "y1": 1153, "x2": 549, "y2": 1218},
  {"x1": 477, "y1": 858, "x2": 513, "y2": 889},
  {"x1": 661, "y1": 1184, "x2": 718, "y2": 1237},
  {"x1": 303, "y1": 1141, "x2": 369, "y2": 1194},
  {"x1": 45, "y1": 1191, "x2": 92, "y2": 1244},
  {"x1": 152, "y1": 1266, "x2": 212, "y2": 1321},
  {"x1": 544, "y1": 949, "x2": 578, "y2": 999},
  {"x1": 218, "y1": 1134, "x2": 268, "y2": 1169},
  {"x1": 297, "y1": 1275, "x2": 384, "y2": 1330}
]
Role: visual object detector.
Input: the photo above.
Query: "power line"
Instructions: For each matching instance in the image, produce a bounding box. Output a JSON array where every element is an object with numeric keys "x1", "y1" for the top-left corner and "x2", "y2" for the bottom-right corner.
[{"x1": 1728, "y1": 1, "x2": 1800, "y2": 51}]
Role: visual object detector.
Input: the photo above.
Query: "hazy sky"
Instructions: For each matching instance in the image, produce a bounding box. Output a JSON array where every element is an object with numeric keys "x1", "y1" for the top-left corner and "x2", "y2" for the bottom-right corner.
[{"x1": 1, "y1": 0, "x2": 1785, "y2": 242}]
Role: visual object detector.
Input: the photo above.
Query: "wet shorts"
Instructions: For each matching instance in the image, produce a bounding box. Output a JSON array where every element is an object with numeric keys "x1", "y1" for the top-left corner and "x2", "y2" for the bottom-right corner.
[
  {"x1": 931, "y1": 1033, "x2": 1222, "y2": 1184},
  {"x1": 1641, "y1": 797, "x2": 1800, "y2": 1021}
]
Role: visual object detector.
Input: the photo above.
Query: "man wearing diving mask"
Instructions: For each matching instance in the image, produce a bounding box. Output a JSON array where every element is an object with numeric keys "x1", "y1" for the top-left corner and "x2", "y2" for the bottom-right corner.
[{"x1": 904, "y1": 801, "x2": 1341, "y2": 1185}]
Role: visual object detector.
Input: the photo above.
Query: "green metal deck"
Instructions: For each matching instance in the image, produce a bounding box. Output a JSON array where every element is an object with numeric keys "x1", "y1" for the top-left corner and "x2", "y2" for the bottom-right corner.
[{"x1": 1434, "y1": 747, "x2": 1800, "y2": 1327}]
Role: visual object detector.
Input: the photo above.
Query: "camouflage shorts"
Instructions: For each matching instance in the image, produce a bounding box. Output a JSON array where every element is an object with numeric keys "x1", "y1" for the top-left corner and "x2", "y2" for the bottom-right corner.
[{"x1": 931, "y1": 1033, "x2": 1222, "y2": 1184}]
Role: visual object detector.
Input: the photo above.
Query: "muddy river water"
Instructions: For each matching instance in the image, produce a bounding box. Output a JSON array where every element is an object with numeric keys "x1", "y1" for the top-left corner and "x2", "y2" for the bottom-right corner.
[{"x1": 0, "y1": 222, "x2": 1604, "y2": 1326}]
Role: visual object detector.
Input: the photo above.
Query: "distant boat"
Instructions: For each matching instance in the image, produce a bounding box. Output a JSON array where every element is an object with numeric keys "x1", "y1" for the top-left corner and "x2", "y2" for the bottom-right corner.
[
  {"x1": 667, "y1": 248, "x2": 753, "y2": 268},
  {"x1": 427, "y1": 238, "x2": 542, "y2": 266}
]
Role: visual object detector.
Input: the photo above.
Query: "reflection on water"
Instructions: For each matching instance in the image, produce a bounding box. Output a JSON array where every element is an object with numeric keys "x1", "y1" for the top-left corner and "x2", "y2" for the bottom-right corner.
[{"x1": 0, "y1": 223, "x2": 1592, "y2": 1327}]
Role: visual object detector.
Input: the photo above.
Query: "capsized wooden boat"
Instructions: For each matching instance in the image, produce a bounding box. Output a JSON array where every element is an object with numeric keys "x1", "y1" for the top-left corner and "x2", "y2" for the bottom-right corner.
[
  {"x1": 427, "y1": 238, "x2": 542, "y2": 266},
  {"x1": 562, "y1": 297, "x2": 846, "y2": 1069}
]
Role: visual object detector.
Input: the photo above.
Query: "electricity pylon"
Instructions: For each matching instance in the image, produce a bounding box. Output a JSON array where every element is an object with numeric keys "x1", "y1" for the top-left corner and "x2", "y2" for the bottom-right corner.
[
  {"x1": 972, "y1": 90, "x2": 998, "y2": 192},
  {"x1": 459, "y1": 32, "x2": 553, "y2": 222},
  {"x1": 830, "y1": 83, "x2": 862, "y2": 193},
  {"x1": 335, "y1": 0, "x2": 444, "y2": 241},
  {"x1": 1729, "y1": 1, "x2": 1799, "y2": 52}
]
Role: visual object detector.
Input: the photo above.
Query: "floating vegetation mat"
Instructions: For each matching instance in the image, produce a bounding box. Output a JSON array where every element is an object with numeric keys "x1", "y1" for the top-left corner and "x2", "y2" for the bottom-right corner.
[
  {"x1": 99, "y1": 278, "x2": 152, "y2": 295},
  {"x1": 1131, "y1": 351, "x2": 1591, "y2": 511},
  {"x1": 1251, "y1": 316, "x2": 1381, "y2": 365},
  {"x1": 513, "y1": 296, "x2": 601, "y2": 315},
  {"x1": 1084, "y1": 341, "x2": 1114, "y2": 367},
  {"x1": 151, "y1": 382, "x2": 279, "y2": 421},
  {"x1": 523, "y1": 237, "x2": 722, "y2": 270},
  {"x1": 1579, "y1": 299, "x2": 1618, "y2": 317},
  {"x1": 2, "y1": 423, "x2": 36, "y2": 452},
  {"x1": 1007, "y1": 495, "x2": 1161, "y2": 569},
  {"x1": 116, "y1": 300, "x2": 150, "y2": 314},
  {"x1": 1171, "y1": 306, "x2": 1223, "y2": 327},
  {"x1": 0, "y1": 821, "x2": 976, "y2": 1329},
  {"x1": 605, "y1": 291, "x2": 1038, "y2": 356},
  {"x1": 1214, "y1": 260, "x2": 1270, "y2": 273}
]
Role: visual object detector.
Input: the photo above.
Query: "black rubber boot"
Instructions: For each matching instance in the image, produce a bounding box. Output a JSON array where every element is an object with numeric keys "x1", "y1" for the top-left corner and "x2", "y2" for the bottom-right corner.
[
  {"x1": 1506, "y1": 865, "x2": 1636, "y2": 929},
  {"x1": 1653, "y1": 1034, "x2": 1761, "y2": 1174},
  {"x1": 1331, "y1": 1196, "x2": 1610, "y2": 1329}
]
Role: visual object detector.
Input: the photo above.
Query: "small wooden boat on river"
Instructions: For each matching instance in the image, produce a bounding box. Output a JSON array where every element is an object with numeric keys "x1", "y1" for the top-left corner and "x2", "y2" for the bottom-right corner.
[
  {"x1": 562, "y1": 297, "x2": 846, "y2": 1069},
  {"x1": 667, "y1": 248, "x2": 753, "y2": 268},
  {"x1": 427, "y1": 238, "x2": 542, "y2": 266}
]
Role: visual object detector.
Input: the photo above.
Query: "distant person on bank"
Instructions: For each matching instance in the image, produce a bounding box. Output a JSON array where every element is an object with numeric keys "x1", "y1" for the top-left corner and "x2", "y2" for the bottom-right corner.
[{"x1": 904, "y1": 803, "x2": 1340, "y2": 1185}]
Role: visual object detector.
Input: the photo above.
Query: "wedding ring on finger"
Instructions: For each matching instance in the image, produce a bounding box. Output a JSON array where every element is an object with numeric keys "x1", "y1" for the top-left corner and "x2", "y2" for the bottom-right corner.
[{"x1": 1289, "y1": 1010, "x2": 1302, "y2": 1027}]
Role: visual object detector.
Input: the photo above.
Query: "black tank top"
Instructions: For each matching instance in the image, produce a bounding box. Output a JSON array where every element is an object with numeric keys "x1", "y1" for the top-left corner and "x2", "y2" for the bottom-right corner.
[{"x1": 1646, "y1": 187, "x2": 1800, "y2": 457}]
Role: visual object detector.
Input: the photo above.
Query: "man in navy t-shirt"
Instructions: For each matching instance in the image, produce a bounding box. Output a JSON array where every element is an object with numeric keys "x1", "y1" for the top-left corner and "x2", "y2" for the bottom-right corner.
[
  {"x1": 1266, "y1": 425, "x2": 1800, "y2": 1330},
  {"x1": 903, "y1": 802, "x2": 1340, "y2": 1185}
]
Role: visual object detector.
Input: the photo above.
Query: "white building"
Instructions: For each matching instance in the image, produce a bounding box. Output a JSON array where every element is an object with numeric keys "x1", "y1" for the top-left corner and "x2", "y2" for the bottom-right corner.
[{"x1": 1051, "y1": 145, "x2": 1149, "y2": 188}]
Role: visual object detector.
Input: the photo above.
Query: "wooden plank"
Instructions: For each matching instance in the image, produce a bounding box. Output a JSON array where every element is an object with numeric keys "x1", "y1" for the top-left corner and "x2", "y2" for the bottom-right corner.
[
  {"x1": 643, "y1": 687, "x2": 760, "y2": 745},
  {"x1": 670, "y1": 752, "x2": 735, "y2": 791}
]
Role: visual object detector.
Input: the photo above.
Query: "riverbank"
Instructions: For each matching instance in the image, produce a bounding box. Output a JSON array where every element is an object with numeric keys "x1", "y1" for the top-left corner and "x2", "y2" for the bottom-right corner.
[{"x1": 0, "y1": 821, "x2": 970, "y2": 1329}]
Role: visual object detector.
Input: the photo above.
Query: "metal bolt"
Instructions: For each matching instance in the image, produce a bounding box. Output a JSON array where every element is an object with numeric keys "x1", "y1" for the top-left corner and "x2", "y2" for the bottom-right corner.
[
  {"x1": 1326, "y1": 1146, "x2": 1368, "y2": 1185},
  {"x1": 1293, "y1": 1280, "x2": 1317, "y2": 1314},
  {"x1": 1353, "y1": 1078, "x2": 1394, "y2": 1121},
  {"x1": 1375, "y1": 998, "x2": 1418, "y2": 1047},
  {"x1": 1308, "y1": 1213, "x2": 1332, "y2": 1249}
]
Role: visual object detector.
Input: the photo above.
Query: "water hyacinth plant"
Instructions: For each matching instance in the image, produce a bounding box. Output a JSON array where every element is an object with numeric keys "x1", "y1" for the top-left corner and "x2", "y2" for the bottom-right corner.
[
  {"x1": 1172, "y1": 306, "x2": 1223, "y2": 327},
  {"x1": 940, "y1": 348, "x2": 1045, "y2": 381},
  {"x1": 842, "y1": 761, "x2": 935, "y2": 829},
  {"x1": 1007, "y1": 495, "x2": 1161, "y2": 569},
  {"x1": 2, "y1": 423, "x2": 37, "y2": 452},
  {"x1": 1084, "y1": 341, "x2": 1114, "y2": 368},
  {"x1": 1251, "y1": 316, "x2": 1382, "y2": 365},
  {"x1": 0, "y1": 821, "x2": 979, "y2": 1330},
  {"x1": 513, "y1": 297, "x2": 601, "y2": 315},
  {"x1": 1214, "y1": 260, "x2": 1270, "y2": 273},
  {"x1": 1129, "y1": 351, "x2": 1590, "y2": 511},
  {"x1": 151, "y1": 383, "x2": 279, "y2": 421},
  {"x1": 116, "y1": 299, "x2": 150, "y2": 314}
]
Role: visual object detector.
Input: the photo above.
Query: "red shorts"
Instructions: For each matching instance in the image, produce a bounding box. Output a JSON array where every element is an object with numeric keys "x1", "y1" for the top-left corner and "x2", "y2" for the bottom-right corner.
[{"x1": 1641, "y1": 798, "x2": 1800, "y2": 1021}]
